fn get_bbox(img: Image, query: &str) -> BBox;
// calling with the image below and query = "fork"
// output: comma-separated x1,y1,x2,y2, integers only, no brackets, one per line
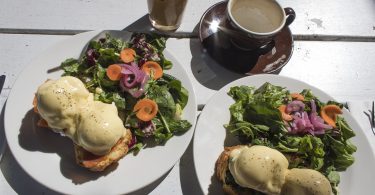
0,75,5,162
364,101,375,135
371,101,375,127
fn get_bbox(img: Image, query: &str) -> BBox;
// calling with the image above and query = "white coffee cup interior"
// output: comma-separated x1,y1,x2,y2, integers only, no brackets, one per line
227,0,286,35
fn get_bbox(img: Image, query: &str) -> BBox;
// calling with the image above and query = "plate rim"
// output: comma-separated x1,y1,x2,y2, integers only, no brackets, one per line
192,74,373,194
4,30,197,194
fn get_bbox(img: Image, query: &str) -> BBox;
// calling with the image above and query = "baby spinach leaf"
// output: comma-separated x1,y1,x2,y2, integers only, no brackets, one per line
147,85,176,119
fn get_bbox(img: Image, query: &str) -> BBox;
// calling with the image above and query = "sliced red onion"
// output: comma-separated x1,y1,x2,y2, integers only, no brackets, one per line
310,113,332,129
309,100,332,130
293,112,313,131
133,73,149,97
292,111,302,119
303,112,313,128
120,64,138,88
288,105,331,135
123,74,136,88
311,99,317,113
122,67,133,74
286,100,305,113
130,62,138,68
119,63,149,98
313,129,326,135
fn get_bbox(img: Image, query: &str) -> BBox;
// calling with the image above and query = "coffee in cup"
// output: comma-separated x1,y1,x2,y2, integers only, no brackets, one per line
226,0,295,50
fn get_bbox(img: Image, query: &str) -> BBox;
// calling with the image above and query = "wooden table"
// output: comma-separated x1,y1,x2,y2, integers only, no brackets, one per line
1,0,374,194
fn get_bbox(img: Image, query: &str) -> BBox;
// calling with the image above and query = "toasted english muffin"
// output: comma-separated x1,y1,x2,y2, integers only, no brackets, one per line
74,129,132,172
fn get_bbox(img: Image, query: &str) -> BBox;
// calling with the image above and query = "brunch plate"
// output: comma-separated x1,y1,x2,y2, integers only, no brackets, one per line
4,30,197,194
193,74,375,195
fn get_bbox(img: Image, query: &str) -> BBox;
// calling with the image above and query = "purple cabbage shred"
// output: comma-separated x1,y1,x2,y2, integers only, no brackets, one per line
138,121,156,137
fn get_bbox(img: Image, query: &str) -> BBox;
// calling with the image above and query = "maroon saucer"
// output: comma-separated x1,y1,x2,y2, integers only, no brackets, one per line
198,1,294,74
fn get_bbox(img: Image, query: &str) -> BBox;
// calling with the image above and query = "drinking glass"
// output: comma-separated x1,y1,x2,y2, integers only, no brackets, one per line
147,0,188,31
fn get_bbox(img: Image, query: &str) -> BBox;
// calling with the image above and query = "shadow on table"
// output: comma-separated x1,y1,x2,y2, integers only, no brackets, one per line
0,103,60,194
122,14,154,33
0,101,6,158
179,114,245,195
189,24,245,91
178,114,221,195
0,104,169,194
179,137,224,195
179,136,203,195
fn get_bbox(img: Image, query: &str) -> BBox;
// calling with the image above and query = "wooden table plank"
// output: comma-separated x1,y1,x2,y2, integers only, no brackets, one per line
281,0,375,37
1,33,375,107
167,38,375,104
0,34,69,109
0,0,374,37
280,41,375,101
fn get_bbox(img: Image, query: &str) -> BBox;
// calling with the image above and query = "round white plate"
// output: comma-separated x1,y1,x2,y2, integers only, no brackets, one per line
193,74,375,195
4,30,197,194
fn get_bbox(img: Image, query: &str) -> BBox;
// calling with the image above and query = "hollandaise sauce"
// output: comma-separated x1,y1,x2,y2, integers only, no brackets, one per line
36,76,127,156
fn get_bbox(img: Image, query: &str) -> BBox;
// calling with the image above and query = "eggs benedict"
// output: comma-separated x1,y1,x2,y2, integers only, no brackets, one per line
35,76,132,171
228,145,288,194
281,168,332,195
216,145,333,195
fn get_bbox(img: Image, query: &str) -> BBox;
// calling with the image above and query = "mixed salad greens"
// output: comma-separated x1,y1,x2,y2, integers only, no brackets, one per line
60,33,191,153
225,82,356,194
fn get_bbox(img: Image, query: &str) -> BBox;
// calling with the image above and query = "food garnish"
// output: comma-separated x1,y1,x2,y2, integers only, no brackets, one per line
141,61,163,80
320,104,343,128
106,64,123,81
120,48,136,63
133,98,158,122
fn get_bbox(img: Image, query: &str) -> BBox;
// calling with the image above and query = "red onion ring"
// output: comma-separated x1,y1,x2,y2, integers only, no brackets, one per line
118,63,150,98
120,64,139,88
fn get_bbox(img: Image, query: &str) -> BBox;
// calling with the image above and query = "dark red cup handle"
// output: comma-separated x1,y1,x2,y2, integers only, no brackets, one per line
284,7,296,26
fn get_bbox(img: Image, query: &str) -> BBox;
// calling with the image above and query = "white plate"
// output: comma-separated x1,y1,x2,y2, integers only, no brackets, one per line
4,30,197,194
193,74,375,195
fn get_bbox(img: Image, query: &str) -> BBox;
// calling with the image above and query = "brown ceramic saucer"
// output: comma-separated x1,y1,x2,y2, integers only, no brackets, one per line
198,1,294,74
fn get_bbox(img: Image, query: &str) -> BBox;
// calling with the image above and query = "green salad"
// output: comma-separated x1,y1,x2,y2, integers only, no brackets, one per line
225,82,356,194
60,33,191,153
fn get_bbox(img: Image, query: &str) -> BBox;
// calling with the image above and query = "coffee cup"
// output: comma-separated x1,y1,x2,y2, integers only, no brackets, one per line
226,0,295,51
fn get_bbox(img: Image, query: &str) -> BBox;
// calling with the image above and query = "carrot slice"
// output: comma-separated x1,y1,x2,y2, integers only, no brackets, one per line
106,64,122,81
120,48,136,63
141,61,163,80
33,94,39,113
291,93,304,101
278,105,293,121
133,99,158,121
320,104,343,128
